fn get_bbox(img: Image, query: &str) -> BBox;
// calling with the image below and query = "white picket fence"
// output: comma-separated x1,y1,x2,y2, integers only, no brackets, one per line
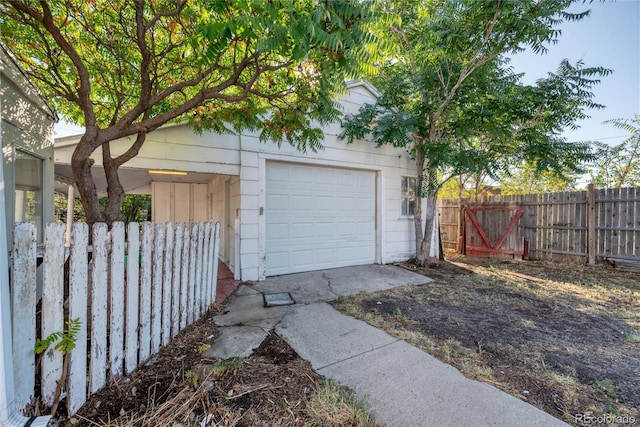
10,220,221,415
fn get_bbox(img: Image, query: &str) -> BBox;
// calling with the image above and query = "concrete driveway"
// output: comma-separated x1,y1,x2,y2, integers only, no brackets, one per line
207,264,567,427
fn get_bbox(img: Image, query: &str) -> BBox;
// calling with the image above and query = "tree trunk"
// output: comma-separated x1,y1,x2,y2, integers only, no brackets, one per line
102,142,125,225
413,151,426,265
414,153,438,266
71,133,104,225
419,194,437,264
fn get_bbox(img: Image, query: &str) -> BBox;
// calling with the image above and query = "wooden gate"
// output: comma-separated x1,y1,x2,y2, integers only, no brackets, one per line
464,205,524,257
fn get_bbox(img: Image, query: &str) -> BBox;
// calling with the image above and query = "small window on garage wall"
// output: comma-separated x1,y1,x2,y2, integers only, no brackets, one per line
401,176,417,216
15,149,43,242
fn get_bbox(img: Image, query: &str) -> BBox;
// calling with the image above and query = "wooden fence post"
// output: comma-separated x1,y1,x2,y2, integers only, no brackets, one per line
587,183,596,265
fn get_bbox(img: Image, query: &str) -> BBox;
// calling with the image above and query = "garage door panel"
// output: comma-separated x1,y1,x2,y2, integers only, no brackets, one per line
268,251,290,272
266,223,289,240
266,162,375,276
291,195,314,212
314,248,335,264
316,222,336,237
357,221,376,237
357,172,375,188
337,197,355,211
292,250,314,268
267,165,289,182
337,221,356,236
293,166,314,184
316,168,336,185
315,196,334,210
358,197,375,211
292,222,314,238
266,194,288,210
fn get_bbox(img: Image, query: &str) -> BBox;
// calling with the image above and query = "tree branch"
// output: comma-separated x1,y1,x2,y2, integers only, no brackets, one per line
10,1,96,126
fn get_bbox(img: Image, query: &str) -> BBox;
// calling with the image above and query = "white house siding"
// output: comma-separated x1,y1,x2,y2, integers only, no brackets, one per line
55,126,241,179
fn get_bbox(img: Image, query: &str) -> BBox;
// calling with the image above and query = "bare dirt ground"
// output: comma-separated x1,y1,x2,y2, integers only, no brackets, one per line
55,304,377,426
333,252,640,426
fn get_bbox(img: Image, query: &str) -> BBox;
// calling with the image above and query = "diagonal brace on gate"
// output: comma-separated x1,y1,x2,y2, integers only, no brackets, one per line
465,206,524,252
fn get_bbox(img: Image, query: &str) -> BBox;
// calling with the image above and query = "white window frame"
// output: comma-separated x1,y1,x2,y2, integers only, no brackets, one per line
14,149,44,242
401,176,417,216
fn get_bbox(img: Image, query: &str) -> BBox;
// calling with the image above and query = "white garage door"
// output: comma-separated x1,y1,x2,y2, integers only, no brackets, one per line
266,162,376,276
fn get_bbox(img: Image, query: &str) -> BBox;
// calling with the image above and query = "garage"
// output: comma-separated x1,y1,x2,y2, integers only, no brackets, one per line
266,161,376,276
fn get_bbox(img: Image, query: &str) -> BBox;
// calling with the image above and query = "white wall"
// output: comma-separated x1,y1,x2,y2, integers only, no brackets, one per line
55,125,241,177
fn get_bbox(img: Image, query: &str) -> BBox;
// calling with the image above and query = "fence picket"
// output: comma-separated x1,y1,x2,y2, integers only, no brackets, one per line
202,222,211,312
212,222,221,304
180,223,190,330
171,223,183,337
125,222,140,374
68,223,89,414
611,188,620,257
41,222,65,405
629,188,638,257
195,222,204,317
139,222,153,362
110,222,125,378
90,223,108,394
187,223,198,325
162,223,173,346
11,223,37,410
151,224,164,354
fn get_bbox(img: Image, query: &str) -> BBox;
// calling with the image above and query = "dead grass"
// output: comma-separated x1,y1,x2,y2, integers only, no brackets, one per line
305,379,380,427
333,253,640,426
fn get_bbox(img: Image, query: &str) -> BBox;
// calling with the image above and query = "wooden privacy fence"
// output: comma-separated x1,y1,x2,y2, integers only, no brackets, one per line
439,185,640,263
11,220,221,415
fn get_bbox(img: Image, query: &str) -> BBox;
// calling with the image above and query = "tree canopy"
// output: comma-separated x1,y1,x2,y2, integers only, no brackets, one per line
1,0,390,224
340,0,611,264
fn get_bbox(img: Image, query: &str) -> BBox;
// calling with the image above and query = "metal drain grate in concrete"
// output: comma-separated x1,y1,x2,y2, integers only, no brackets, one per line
263,292,295,307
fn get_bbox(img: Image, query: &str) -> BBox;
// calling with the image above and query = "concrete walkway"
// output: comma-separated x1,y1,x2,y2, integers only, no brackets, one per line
208,264,568,427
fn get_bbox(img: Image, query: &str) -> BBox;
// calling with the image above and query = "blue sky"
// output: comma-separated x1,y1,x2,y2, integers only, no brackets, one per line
56,1,640,143
509,0,640,146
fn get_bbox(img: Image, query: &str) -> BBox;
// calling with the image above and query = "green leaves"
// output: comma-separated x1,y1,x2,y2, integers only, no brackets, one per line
35,318,81,356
